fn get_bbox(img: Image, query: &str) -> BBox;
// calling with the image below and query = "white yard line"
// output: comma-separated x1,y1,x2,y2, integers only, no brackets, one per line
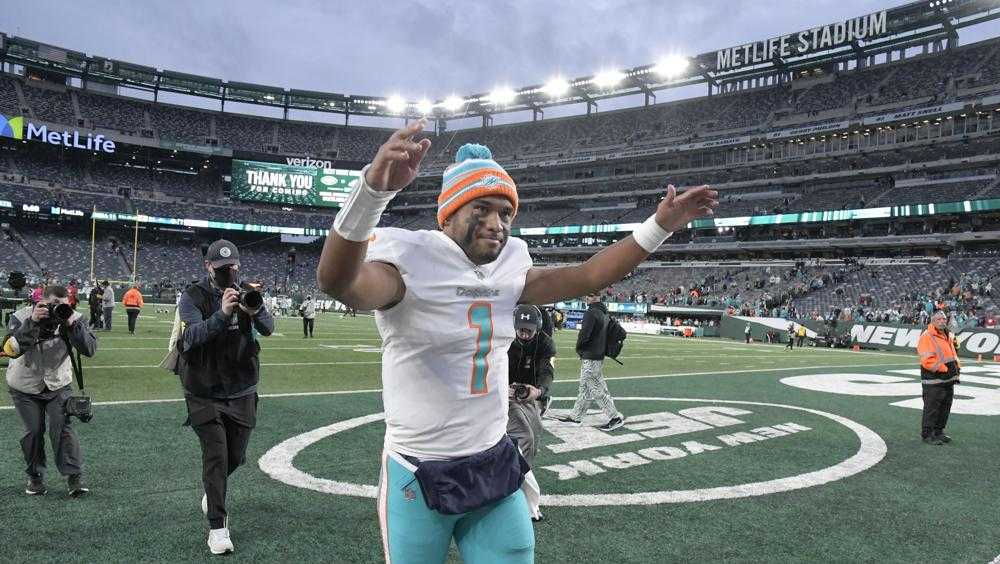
0,362,912,411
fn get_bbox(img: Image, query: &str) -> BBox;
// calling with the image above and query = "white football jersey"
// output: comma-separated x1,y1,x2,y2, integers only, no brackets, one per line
365,228,533,460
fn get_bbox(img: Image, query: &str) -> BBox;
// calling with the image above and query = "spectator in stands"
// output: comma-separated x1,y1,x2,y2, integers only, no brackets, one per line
123,284,144,335
101,281,115,331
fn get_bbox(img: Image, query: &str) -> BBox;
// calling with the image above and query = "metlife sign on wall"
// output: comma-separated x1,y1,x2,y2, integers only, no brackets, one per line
715,10,889,72
0,114,116,153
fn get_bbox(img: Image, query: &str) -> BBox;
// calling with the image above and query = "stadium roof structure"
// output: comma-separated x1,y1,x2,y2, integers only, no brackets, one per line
2,0,1000,123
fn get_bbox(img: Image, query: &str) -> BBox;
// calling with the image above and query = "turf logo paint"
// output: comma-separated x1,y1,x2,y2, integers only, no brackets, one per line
781,365,1000,415
258,397,886,506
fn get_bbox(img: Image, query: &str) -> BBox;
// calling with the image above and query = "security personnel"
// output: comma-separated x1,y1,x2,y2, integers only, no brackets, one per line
122,284,144,335
177,239,274,555
917,311,960,445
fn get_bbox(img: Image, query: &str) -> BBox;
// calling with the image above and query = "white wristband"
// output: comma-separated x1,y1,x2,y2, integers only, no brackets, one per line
632,215,673,253
333,164,399,242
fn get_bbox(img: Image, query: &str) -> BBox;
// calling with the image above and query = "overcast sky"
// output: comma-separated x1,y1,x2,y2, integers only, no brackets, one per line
6,1,1000,124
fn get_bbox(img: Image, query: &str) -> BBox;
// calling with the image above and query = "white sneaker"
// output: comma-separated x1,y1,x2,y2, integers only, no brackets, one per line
207,527,234,555
201,494,208,516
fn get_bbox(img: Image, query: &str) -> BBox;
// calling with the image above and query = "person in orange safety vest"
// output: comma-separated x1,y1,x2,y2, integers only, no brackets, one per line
917,311,960,445
122,285,144,336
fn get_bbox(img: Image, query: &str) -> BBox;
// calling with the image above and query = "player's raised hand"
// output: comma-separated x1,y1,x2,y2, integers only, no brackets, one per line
654,184,719,233
365,119,433,192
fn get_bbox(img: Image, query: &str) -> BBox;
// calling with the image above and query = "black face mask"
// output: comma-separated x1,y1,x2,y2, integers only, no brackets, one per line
212,266,238,289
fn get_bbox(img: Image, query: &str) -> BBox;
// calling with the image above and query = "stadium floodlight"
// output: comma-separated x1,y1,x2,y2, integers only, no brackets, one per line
654,55,689,78
543,77,571,98
416,99,433,115
488,87,517,105
441,96,465,112
385,95,406,113
593,69,625,89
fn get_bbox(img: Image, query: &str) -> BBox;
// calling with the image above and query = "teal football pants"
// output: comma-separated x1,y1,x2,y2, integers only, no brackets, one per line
377,452,535,564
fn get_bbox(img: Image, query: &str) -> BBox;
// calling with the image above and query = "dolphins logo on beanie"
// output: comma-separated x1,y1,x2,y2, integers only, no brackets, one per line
437,144,518,228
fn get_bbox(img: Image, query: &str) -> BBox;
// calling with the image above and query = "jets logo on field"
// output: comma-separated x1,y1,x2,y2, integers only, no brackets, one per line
781,365,1000,415
259,398,886,506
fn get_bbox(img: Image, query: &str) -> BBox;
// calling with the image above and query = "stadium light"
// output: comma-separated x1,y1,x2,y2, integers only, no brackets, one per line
416,99,433,115
593,69,625,89
385,95,406,113
488,87,517,105
441,96,465,112
543,77,571,98
654,55,689,78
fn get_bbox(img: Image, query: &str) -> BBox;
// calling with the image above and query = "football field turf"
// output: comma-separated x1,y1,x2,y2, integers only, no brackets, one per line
2,309,998,563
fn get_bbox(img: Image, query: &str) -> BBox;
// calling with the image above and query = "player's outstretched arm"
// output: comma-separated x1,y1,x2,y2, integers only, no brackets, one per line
519,185,718,305
316,120,431,310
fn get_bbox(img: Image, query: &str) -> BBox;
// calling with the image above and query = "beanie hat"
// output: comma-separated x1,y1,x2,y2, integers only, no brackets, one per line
437,143,518,228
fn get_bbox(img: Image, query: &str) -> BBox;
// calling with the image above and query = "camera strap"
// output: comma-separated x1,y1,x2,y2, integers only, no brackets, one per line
60,332,85,393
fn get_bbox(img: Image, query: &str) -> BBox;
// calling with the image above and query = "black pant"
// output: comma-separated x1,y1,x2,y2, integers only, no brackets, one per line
185,394,257,529
89,309,101,329
921,382,955,438
303,317,314,337
745,333,750,343
786,336,794,349
8,386,83,478
796,336,805,347
126,309,139,333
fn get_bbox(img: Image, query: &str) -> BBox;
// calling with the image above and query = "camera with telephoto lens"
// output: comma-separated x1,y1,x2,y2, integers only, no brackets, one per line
511,383,531,401
237,287,263,310
38,302,74,337
64,395,92,423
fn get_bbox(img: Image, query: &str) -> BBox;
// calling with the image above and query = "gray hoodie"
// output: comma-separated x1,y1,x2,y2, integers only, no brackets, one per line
5,307,98,394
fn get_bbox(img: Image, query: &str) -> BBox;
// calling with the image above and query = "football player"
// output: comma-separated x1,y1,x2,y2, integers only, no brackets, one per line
317,119,717,564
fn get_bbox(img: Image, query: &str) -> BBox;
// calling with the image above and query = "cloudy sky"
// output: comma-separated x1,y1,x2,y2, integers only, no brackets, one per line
6,0,1000,123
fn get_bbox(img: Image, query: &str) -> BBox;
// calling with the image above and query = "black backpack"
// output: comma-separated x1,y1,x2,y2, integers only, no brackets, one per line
604,316,628,365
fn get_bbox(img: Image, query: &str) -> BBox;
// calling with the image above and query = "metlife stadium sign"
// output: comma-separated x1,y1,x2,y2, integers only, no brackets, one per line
0,114,116,153
715,10,889,72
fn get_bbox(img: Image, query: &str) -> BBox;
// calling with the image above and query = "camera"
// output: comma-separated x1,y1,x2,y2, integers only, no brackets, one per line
239,288,263,310
43,302,74,323
511,383,531,401
64,395,93,423
38,302,74,338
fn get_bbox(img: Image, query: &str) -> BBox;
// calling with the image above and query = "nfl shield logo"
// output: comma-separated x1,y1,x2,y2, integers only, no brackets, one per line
404,487,416,501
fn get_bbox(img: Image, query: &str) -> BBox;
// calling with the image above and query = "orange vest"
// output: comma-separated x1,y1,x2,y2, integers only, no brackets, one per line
123,288,144,309
916,323,960,383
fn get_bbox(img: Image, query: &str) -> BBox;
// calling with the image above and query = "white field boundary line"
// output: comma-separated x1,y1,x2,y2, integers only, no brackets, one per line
625,334,998,363
0,362,912,411
0,353,882,371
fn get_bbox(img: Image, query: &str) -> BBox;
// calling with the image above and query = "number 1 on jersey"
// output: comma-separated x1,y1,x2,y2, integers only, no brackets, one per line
467,302,493,395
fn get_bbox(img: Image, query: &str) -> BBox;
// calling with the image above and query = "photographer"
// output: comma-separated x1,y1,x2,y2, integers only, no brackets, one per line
507,305,556,468
2,285,96,497
177,239,273,555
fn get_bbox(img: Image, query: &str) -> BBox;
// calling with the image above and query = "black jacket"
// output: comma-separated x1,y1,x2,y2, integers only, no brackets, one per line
507,331,556,395
576,302,609,360
88,288,103,314
176,278,274,399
